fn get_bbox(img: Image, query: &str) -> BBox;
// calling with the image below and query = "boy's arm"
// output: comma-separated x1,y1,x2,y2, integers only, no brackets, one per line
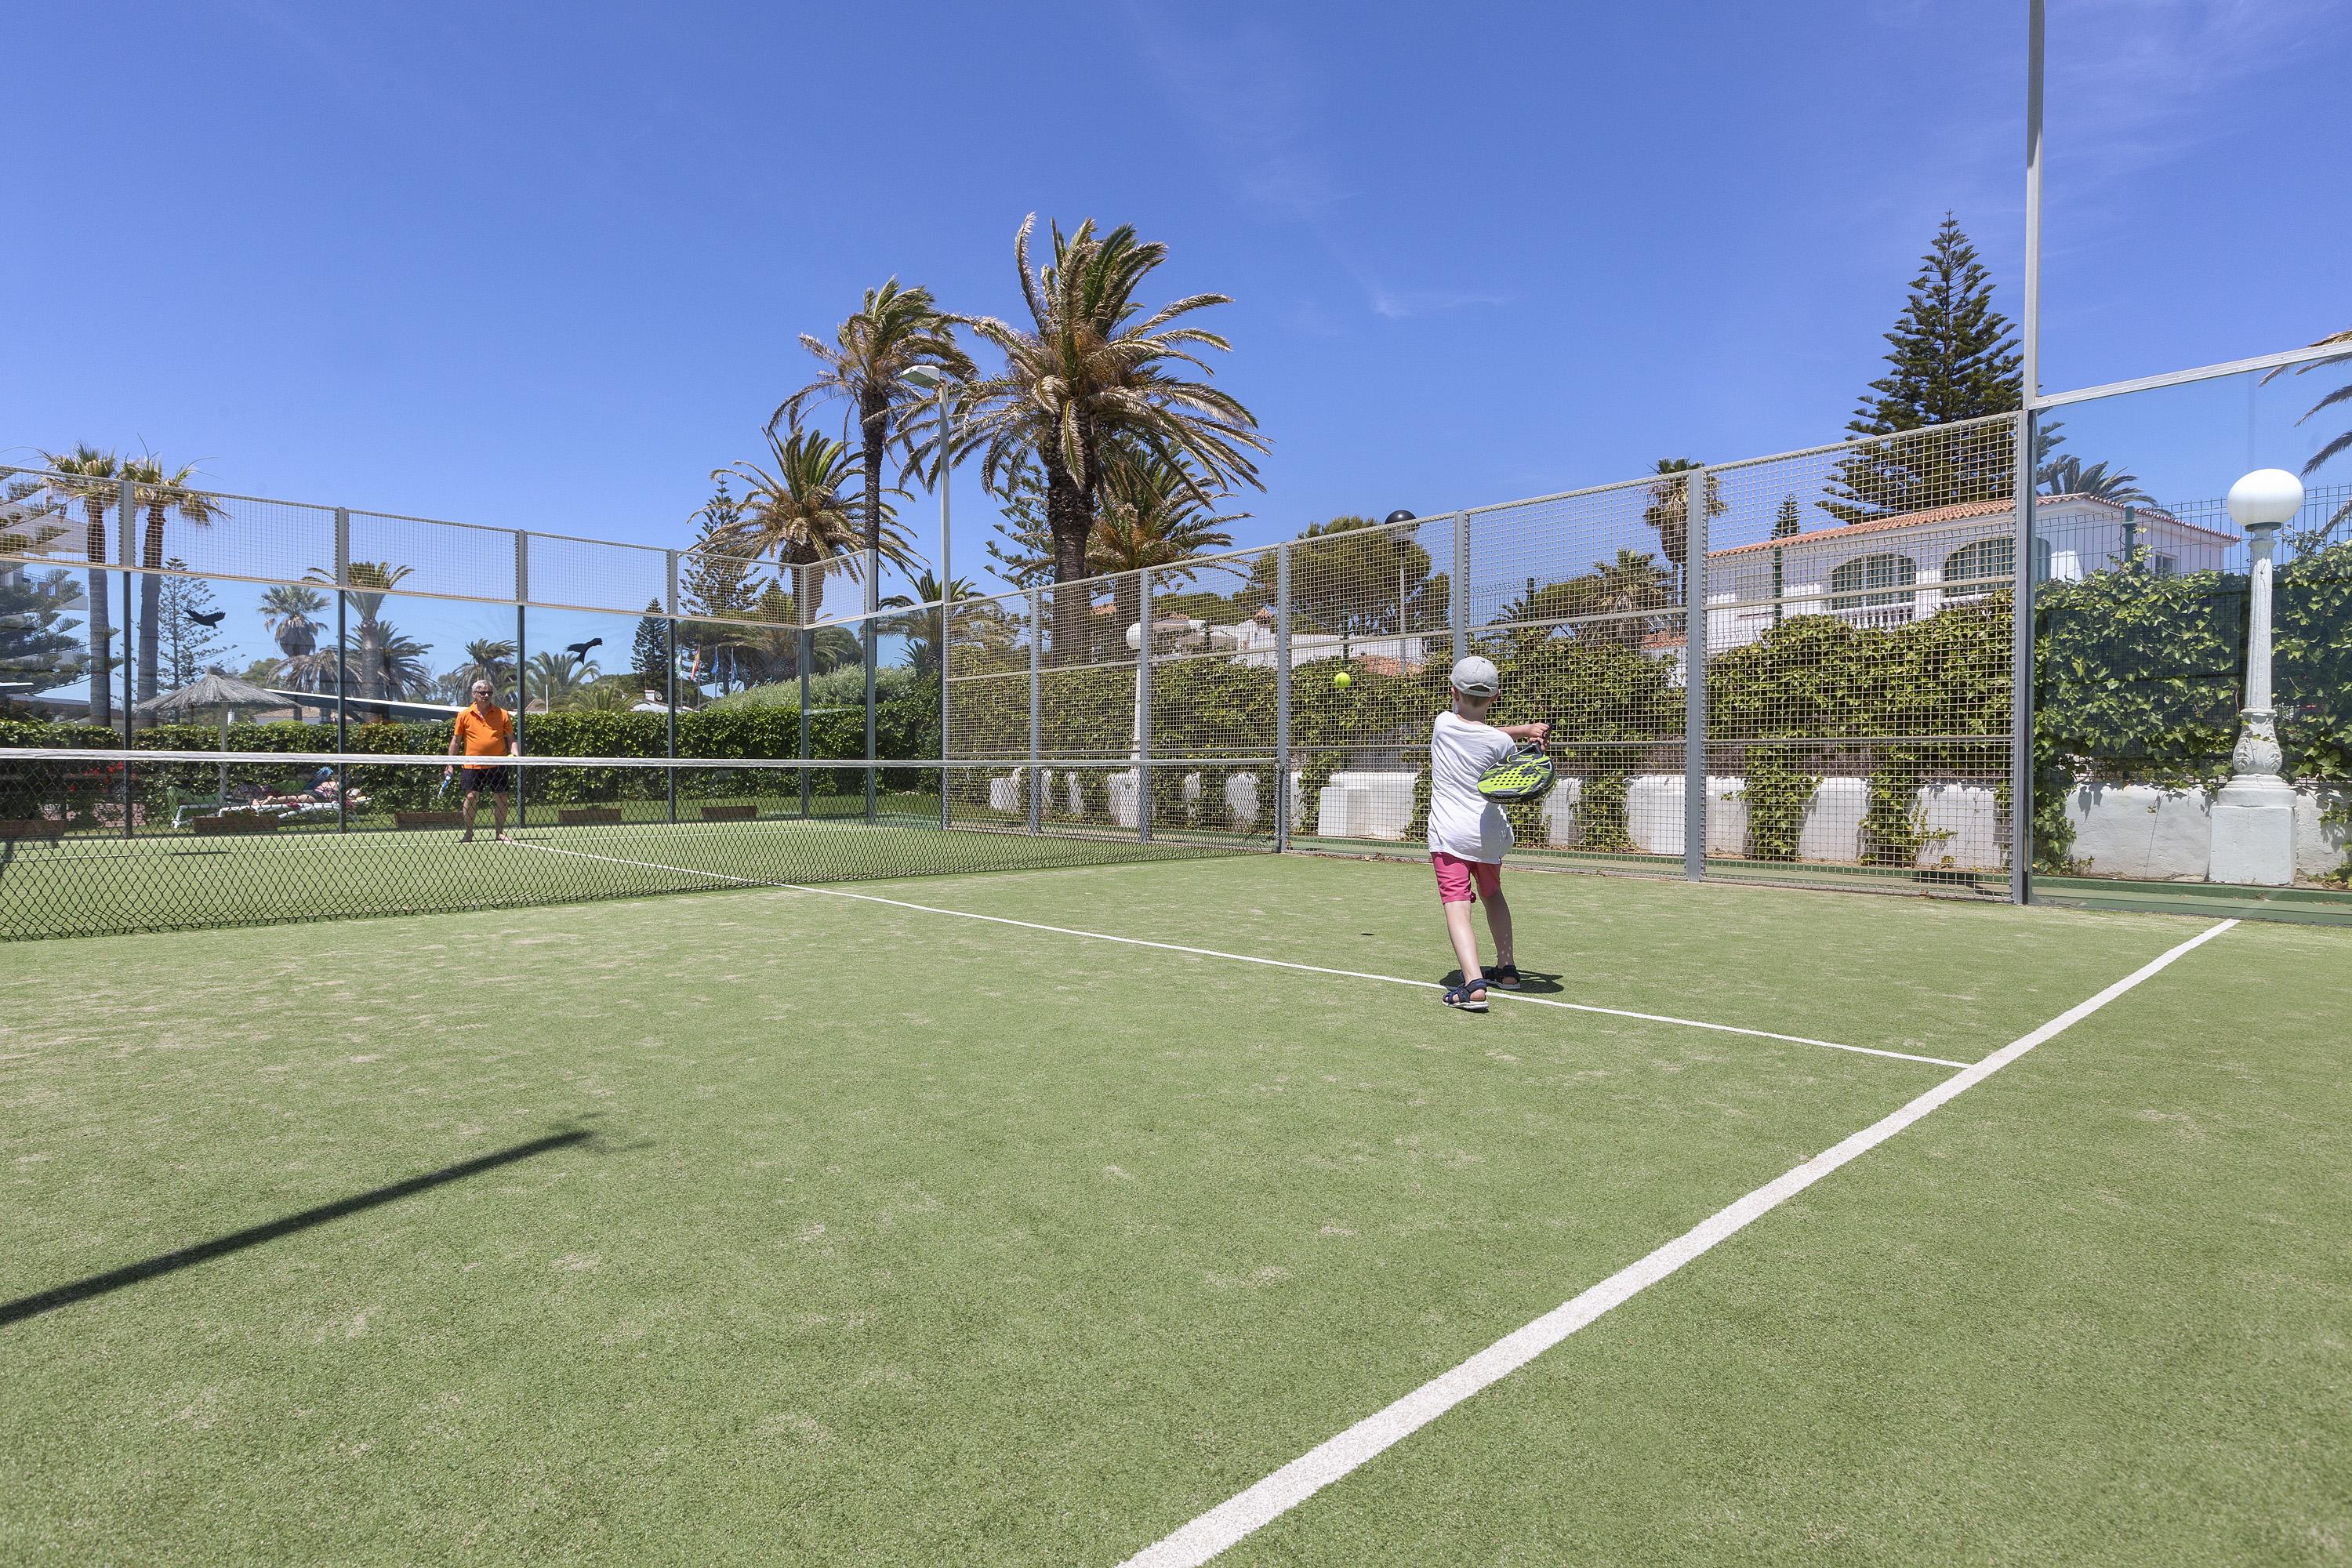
1497,720,1551,743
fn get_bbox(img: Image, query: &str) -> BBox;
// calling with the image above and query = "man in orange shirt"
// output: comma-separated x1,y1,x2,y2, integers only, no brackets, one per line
445,679,520,842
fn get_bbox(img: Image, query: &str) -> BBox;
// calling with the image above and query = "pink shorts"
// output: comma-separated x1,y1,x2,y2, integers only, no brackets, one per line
1432,851,1502,906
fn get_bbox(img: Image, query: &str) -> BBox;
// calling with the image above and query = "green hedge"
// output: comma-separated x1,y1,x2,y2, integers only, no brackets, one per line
12,546,2344,866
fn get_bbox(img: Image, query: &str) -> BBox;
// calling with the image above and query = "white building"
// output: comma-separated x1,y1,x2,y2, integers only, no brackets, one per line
1704,492,2235,651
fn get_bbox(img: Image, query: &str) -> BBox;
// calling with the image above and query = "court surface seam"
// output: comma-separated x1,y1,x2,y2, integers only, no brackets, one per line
508,840,1962,1068
1112,916,2239,1568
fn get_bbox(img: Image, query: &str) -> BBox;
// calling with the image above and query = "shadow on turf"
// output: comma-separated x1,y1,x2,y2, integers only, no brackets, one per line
0,1127,597,1328
1442,967,1566,996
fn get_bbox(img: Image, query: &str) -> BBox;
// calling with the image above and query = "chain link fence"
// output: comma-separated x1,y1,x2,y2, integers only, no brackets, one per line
7,342,2347,929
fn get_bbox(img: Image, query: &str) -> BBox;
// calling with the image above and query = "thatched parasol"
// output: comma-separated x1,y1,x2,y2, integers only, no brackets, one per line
138,671,289,797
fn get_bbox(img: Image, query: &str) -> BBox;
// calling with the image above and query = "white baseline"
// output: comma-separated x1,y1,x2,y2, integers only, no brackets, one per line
1115,917,2238,1568
510,840,1960,1069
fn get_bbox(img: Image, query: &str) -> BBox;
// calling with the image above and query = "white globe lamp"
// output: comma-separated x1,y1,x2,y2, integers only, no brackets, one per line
2208,468,2303,886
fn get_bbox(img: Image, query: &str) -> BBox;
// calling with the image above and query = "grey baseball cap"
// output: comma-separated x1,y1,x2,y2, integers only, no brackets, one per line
1449,655,1500,696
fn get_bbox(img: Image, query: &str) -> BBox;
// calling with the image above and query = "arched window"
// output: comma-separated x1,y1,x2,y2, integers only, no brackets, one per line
1828,553,1917,609
1940,538,2015,597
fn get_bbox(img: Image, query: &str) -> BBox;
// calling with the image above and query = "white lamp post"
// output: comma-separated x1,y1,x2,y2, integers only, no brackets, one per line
2207,467,2304,886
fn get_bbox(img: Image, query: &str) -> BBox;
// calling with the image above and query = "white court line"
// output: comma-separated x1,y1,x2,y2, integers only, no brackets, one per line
1115,916,2240,1568
510,839,1960,1069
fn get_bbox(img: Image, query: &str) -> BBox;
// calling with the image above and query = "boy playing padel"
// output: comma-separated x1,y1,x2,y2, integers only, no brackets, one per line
1428,655,1548,1011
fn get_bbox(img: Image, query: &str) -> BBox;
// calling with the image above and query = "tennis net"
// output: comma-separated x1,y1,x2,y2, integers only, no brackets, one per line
0,750,1276,941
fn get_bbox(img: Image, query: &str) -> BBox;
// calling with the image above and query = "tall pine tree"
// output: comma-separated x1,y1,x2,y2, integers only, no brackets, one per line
1824,214,2022,524
630,598,670,692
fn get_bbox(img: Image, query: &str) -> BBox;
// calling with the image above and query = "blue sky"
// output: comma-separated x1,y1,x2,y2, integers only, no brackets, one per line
7,0,2346,632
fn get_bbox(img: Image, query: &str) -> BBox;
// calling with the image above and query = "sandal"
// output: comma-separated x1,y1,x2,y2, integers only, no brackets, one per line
1442,978,1490,1012
1488,962,1522,990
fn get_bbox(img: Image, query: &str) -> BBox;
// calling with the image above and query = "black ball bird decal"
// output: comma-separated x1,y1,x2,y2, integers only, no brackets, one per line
564,637,603,659
187,610,227,628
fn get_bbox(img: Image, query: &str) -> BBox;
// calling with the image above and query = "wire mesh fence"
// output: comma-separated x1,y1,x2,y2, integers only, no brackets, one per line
0,750,1266,940
7,343,2348,935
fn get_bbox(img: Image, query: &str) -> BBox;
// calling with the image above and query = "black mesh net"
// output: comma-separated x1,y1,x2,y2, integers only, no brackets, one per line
0,750,1269,941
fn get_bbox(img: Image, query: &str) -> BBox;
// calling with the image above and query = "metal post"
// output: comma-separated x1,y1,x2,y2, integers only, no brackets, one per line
513,532,528,829
1451,510,1469,662
118,478,133,837
1682,467,1708,880
664,616,677,823
1136,571,1152,845
334,508,350,830
938,383,953,833
863,548,878,824
1027,586,1043,835
2010,0,2045,907
798,604,812,820
1274,543,1292,851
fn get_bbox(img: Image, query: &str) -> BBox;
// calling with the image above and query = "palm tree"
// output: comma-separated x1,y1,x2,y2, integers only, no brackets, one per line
1087,447,1244,636
771,279,971,615
2261,325,2352,539
526,649,597,710
956,216,1268,654
1089,448,1243,579
703,428,909,622
42,445,118,724
2038,455,2153,504
880,571,980,681
452,637,517,698
303,560,411,703
260,585,329,661
356,622,431,705
122,456,224,702
1640,459,1726,601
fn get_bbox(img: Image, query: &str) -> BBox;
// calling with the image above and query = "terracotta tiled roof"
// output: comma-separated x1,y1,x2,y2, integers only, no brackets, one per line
1709,492,2234,558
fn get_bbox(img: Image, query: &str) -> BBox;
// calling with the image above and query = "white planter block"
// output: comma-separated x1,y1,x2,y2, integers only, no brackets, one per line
1225,772,1260,830
1626,775,1683,856
1912,782,2004,871
1705,776,1748,855
2065,784,2212,881
988,773,1022,814
1540,776,1583,847
1316,784,1373,839
1327,770,1419,840
1108,768,1139,829
2296,787,2350,879
1798,777,1867,863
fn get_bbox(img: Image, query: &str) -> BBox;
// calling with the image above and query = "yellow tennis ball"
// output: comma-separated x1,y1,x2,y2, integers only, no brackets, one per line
1332,670,1352,689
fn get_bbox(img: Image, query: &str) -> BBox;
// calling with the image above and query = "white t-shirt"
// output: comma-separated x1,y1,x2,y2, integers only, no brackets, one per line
1427,710,1517,862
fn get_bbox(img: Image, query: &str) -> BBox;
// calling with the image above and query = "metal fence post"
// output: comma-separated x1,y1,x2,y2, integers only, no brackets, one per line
1451,510,1469,662
117,479,132,837
1027,586,1043,835
938,595,952,833
798,617,813,820
2009,409,2037,903
1682,468,1708,881
664,616,677,823
1274,543,1292,852
1136,571,1152,845
334,507,350,830
514,532,528,829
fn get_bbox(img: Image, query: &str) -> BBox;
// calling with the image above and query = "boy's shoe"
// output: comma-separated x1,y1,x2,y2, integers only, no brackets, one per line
1488,962,1523,990
1442,978,1490,1012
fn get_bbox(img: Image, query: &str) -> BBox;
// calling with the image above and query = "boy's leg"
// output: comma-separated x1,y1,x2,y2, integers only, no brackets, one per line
1432,854,1487,995
1443,898,1485,985
1480,877,1514,971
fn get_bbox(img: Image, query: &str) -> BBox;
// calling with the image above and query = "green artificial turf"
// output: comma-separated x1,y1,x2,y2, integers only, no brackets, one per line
0,855,2343,1565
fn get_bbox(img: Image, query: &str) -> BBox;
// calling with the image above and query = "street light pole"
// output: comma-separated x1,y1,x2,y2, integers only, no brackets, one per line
2208,468,2304,886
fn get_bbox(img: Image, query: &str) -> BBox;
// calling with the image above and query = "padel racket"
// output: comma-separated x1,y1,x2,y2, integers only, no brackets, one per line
1475,740,1556,803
